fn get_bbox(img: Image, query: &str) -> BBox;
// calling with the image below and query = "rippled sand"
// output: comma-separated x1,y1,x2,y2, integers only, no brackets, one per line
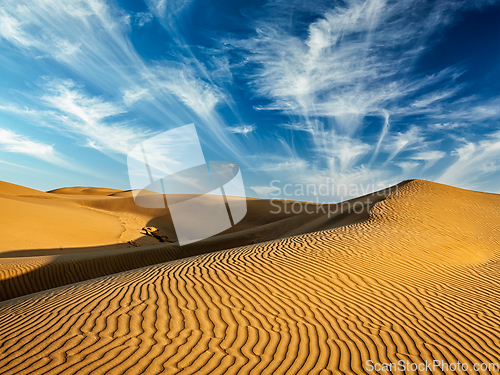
1,180,499,374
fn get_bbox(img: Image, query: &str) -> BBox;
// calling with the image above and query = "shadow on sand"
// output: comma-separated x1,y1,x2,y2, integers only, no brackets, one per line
0,182,409,302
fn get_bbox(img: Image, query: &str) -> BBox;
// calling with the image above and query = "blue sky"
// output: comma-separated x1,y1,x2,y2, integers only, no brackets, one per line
0,0,499,202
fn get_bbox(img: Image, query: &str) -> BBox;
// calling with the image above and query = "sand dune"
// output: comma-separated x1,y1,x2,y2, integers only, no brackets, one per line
0,182,125,252
48,186,123,196
0,180,499,374
1,181,393,256
0,181,47,196
0,181,399,300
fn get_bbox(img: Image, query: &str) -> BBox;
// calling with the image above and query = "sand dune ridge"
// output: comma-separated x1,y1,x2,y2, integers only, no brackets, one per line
0,180,499,374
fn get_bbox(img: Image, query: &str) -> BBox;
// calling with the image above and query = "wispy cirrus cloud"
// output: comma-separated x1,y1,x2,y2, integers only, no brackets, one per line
410,150,447,170
254,158,309,173
223,0,500,195
230,0,471,133
0,79,153,157
122,87,153,106
249,185,280,198
438,132,500,189
0,9,33,48
145,0,193,22
319,132,372,174
382,126,426,165
0,0,498,197
149,66,221,123
134,12,153,27
40,79,153,156
395,161,421,175
0,127,66,166
431,96,500,123
228,124,256,134
0,0,248,165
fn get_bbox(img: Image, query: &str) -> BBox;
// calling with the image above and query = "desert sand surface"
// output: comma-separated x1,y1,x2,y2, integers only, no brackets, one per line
0,180,500,374
0,182,126,252
0,180,396,300
0,181,391,256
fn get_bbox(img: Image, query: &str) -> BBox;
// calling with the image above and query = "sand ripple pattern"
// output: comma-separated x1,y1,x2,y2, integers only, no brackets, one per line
1,181,500,374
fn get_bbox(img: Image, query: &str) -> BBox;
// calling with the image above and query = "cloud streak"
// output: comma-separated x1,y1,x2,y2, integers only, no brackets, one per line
438,132,500,189
232,0,470,134
0,127,66,165
0,0,498,197
228,124,256,134
226,0,500,194
0,0,245,161
40,79,151,156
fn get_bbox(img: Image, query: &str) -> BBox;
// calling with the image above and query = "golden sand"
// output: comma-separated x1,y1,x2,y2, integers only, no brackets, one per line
0,180,499,374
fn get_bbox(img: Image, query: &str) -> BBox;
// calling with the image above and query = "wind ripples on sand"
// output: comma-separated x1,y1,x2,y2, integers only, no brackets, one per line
0,180,500,374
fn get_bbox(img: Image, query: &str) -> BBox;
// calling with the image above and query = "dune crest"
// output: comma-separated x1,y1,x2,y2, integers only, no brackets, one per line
0,182,401,300
0,180,499,374
48,187,123,196
0,181,46,196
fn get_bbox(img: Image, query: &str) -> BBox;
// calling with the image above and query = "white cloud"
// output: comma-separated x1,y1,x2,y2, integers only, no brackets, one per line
146,0,168,19
395,161,420,175
122,87,153,106
370,110,391,164
0,0,250,170
228,124,256,134
41,79,152,155
432,96,500,123
438,132,500,190
280,119,321,132
383,126,425,164
135,12,153,27
224,0,500,194
145,0,193,22
429,122,462,130
410,86,463,109
232,0,471,136
43,80,125,121
153,68,220,122
0,9,33,47
0,2,92,63
410,150,446,169
0,128,53,157
249,185,280,198
0,127,67,166
0,0,231,129
252,158,309,172
321,132,372,174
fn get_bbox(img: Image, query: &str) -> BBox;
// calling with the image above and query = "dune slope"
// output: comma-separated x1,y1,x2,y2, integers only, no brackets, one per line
0,183,126,251
0,183,400,300
0,180,499,374
1,181,396,255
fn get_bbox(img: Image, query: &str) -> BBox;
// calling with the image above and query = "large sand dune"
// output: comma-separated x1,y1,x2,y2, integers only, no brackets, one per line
0,181,393,256
0,180,398,300
0,180,500,374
